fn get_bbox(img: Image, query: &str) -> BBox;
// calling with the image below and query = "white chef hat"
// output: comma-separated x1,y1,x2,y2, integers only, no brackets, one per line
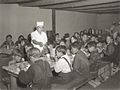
36,21,44,27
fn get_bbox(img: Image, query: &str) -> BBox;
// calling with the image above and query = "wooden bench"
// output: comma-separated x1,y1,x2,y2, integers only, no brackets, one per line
74,61,112,90
74,72,98,90
51,72,98,90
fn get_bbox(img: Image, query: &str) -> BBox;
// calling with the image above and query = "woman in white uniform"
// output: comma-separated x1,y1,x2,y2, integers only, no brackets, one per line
31,21,48,52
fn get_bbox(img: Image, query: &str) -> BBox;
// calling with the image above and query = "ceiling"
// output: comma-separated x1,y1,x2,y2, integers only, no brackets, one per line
0,0,120,14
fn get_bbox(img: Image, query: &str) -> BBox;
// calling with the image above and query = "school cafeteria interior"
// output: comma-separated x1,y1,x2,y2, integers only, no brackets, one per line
0,0,120,90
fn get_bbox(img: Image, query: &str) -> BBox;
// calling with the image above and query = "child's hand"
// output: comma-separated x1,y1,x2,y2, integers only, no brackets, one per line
9,60,16,65
19,63,25,71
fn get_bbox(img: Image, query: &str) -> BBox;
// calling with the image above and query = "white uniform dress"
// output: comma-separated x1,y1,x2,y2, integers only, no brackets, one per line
31,30,48,51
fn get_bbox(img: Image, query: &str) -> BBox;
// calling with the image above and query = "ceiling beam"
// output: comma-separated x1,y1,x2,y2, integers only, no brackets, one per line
75,10,120,14
19,0,81,7
63,5,120,11
61,2,120,10
36,0,120,9
81,11,120,14
56,9,120,14
72,8,120,13
0,0,38,3
78,8,120,12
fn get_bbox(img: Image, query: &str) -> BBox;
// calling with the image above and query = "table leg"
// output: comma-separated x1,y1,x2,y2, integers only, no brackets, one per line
10,76,18,89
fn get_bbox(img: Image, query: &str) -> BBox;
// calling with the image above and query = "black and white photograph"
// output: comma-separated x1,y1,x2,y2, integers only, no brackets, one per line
0,0,120,90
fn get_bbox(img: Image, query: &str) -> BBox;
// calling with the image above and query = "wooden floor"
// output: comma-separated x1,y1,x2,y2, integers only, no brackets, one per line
79,71,120,90
0,71,120,90
0,82,7,90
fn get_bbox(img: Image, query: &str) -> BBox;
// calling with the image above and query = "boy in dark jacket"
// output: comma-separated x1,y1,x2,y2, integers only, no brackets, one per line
18,47,53,90
66,41,90,88
87,41,101,73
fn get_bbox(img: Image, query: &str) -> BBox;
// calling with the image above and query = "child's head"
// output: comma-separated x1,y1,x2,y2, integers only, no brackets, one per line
70,41,81,54
18,35,24,41
87,41,96,52
88,28,92,35
81,33,88,43
80,31,84,37
70,36,78,43
64,33,70,41
6,34,12,42
25,42,33,52
60,39,66,46
74,32,80,38
55,33,60,38
48,39,56,48
12,49,23,62
20,39,26,46
91,35,97,42
27,47,41,62
55,45,67,58
106,35,113,44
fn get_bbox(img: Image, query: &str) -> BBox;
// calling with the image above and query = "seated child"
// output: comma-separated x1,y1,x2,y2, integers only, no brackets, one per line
102,35,115,63
18,47,53,90
87,41,101,73
47,40,56,58
62,41,90,89
24,42,33,61
15,35,25,48
25,42,33,54
71,41,90,79
52,45,73,84
9,49,23,65
0,34,14,49
0,34,15,54
59,39,66,46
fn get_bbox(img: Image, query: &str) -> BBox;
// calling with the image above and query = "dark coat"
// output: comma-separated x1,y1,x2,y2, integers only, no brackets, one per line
51,50,90,89
113,42,120,65
89,51,101,72
18,60,53,90
103,43,115,62
73,50,90,79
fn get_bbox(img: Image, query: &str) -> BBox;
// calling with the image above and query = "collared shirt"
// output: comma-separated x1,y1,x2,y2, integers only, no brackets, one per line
31,30,48,51
54,54,72,73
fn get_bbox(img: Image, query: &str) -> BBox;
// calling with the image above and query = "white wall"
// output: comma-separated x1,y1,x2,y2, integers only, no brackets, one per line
56,11,120,37
97,14,119,30
56,10,97,37
0,4,52,43
0,4,119,44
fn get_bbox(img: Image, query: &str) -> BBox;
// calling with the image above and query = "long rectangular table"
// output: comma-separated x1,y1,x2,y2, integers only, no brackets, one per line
2,60,55,89
2,62,30,89
3,59,115,90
